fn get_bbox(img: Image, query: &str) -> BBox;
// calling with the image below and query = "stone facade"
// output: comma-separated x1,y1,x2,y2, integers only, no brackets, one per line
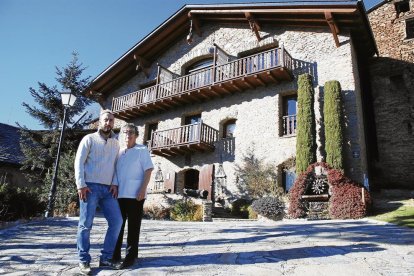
368,0,414,188
103,22,368,203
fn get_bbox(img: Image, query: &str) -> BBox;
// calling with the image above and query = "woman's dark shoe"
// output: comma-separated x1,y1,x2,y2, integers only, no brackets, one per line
120,258,135,269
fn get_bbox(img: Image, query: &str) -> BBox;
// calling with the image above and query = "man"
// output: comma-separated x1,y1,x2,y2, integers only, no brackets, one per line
112,123,153,268
74,110,123,275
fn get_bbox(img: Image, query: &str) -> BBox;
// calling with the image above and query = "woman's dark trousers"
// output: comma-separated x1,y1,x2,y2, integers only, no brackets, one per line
113,198,145,262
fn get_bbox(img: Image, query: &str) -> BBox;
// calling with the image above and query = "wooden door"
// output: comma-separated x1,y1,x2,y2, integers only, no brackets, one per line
198,164,215,201
164,171,176,194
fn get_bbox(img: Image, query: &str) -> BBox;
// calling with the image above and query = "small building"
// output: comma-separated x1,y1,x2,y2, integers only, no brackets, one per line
87,1,377,204
0,123,27,187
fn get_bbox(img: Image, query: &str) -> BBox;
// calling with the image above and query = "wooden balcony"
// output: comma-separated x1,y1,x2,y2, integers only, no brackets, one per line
112,46,294,119
148,121,219,157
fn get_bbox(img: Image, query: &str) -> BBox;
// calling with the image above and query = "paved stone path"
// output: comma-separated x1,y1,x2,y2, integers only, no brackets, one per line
1,216,414,275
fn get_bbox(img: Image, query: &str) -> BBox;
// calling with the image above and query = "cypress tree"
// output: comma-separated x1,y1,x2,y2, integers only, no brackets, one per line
324,80,344,170
295,74,316,174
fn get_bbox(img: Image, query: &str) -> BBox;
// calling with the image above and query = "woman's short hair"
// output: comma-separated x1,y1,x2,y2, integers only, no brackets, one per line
121,123,139,136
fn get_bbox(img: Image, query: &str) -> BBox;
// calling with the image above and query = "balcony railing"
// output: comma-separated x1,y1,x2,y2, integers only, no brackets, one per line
149,121,219,157
282,114,297,136
112,46,294,119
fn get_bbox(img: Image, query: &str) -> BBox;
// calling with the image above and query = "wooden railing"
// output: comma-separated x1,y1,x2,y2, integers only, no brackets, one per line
112,46,293,112
149,121,219,150
282,114,297,136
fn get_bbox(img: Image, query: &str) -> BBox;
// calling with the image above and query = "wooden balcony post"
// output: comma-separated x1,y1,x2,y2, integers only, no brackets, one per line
280,44,285,68
155,64,161,99
111,97,115,111
212,45,217,83
198,120,203,143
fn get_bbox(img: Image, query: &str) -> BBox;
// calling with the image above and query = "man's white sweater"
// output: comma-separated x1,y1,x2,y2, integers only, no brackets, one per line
74,130,119,189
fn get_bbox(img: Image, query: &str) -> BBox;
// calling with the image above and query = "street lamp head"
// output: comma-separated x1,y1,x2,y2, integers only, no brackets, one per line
61,91,77,107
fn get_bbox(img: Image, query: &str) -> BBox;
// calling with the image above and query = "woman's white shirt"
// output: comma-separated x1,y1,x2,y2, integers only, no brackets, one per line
113,144,154,199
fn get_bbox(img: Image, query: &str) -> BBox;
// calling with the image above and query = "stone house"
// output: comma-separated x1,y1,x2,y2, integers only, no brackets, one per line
368,0,414,189
87,1,377,205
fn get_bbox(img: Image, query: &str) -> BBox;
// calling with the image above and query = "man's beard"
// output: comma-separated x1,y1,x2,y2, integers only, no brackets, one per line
100,126,112,135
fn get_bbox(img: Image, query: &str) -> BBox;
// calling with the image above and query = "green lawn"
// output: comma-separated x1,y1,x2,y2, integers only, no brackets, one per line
370,201,414,228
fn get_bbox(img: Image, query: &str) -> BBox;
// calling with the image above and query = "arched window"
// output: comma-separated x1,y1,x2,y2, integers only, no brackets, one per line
223,119,236,138
185,58,214,75
185,58,214,89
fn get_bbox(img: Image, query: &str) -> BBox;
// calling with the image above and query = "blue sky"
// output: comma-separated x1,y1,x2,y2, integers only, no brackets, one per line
0,0,381,129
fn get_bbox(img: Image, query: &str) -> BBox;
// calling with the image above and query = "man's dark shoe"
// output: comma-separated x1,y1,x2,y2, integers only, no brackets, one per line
120,258,135,269
99,259,121,269
78,262,91,275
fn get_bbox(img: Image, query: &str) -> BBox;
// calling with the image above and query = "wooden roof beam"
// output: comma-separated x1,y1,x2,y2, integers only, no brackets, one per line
134,54,150,78
324,11,340,47
245,12,262,41
188,12,202,37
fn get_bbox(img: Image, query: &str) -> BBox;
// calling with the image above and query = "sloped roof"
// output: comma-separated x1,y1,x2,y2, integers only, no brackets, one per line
87,0,377,98
0,123,24,165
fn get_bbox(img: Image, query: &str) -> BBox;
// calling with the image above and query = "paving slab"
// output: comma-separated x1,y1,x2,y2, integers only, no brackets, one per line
0,216,413,275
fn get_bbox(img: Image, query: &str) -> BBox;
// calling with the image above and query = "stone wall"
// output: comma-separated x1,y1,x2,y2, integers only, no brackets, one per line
368,0,414,188
104,22,367,201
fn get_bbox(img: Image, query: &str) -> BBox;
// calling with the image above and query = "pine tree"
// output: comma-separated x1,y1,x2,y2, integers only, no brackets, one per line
19,52,93,211
324,80,344,170
295,74,316,174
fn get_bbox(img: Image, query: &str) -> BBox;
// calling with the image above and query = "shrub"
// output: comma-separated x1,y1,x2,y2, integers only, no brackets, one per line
247,205,258,219
193,204,203,221
230,198,252,218
251,197,285,220
143,205,171,220
235,148,283,198
0,182,44,221
296,74,316,174
287,170,310,218
287,162,371,219
324,80,344,170
328,170,371,219
170,199,202,221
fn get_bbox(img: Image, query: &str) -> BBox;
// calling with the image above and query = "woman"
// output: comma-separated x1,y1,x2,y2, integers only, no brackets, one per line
112,123,153,268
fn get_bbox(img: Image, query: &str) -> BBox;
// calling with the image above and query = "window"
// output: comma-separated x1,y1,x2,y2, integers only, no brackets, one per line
223,119,236,138
406,18,414,39
185,58,214,89
282,95,297,136
184,114,201,125
184,114,202,142
186,59,214,74
395,0,410,14
140,80,157,103
145,122,158,145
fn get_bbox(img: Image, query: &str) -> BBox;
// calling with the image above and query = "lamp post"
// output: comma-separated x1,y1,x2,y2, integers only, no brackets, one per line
45,91,77,217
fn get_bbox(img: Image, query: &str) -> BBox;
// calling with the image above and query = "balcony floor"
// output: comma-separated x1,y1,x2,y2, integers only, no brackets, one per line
151,141,215,157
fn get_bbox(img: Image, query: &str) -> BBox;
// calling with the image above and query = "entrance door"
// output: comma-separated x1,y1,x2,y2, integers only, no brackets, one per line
184,169,199,190
198,164,214,201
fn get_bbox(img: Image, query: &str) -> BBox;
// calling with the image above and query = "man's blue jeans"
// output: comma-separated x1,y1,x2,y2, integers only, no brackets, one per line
77,182,122,263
